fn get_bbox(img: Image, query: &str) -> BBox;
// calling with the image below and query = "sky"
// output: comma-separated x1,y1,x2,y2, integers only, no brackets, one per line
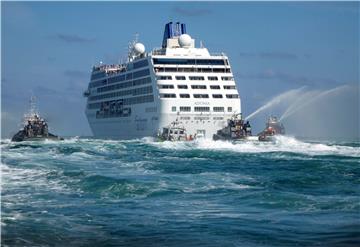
1,1,359,139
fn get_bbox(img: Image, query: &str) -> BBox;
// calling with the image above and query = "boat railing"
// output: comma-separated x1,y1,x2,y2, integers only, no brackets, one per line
152,48,166,56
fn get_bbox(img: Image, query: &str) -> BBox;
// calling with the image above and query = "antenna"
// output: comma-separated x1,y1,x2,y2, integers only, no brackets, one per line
29,94,37,115
134,32,139,43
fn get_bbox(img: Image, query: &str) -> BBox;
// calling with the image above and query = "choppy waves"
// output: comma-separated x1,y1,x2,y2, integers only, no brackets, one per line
1,137,360,246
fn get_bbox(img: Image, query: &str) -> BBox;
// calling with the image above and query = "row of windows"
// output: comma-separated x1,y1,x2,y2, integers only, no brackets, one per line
91,71,106,81
89,79,107,88
157,75,233,81
153,58,228,66
158,84,236,90
98,77,152,93
177,106,225,112
90,86,153,101
88,95,154,109
90,69,150,88
160,94,239,99
180,116,225,120
175,106,232,112
155,67,231,73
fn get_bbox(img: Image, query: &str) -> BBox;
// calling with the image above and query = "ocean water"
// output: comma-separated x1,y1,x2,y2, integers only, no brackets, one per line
1,136,359,247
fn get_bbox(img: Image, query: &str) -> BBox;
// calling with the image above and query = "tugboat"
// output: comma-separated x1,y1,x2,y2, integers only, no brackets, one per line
157,119,193,142
258,116,285,142
213,114,252,141
11,96,63,142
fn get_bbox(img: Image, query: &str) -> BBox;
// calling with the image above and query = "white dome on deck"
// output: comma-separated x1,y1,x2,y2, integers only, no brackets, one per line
134,43,145,54
178,34,192,48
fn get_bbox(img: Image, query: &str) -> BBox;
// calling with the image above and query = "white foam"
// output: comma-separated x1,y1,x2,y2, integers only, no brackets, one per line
147,136,360,157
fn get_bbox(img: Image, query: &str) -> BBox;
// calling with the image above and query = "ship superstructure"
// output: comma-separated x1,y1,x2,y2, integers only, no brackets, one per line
84,22,241,139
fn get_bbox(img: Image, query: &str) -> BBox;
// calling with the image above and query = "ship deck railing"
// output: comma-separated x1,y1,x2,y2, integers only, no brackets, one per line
151,48,227,57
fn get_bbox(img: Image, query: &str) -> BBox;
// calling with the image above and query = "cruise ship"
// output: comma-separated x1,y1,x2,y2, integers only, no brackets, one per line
84,22,241,139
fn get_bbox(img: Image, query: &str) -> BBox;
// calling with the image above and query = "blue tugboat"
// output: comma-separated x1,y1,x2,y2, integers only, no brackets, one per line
11,96,63,142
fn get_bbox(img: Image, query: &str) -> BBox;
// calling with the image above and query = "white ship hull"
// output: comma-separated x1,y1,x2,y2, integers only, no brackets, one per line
84,22,241,140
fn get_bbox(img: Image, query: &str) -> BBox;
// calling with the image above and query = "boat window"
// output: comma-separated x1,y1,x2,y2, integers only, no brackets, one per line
210,85,220,89
89,79,107,88
193,94,209,98
91,71,106,81
189,76,205,81
159,84,174,89
194,107,210,112
178,85,188,89
126,73,133,80
228,107,232,112
226,94,239,99
208,76,218,81
221,76,234,81
175,76,186,80
108,75,125,84
180,94,190,98
172,106,176,112
180,106,191,112
160,94,176,98
164,67,177,72
213,68,226,73
224,85,236,89
212,94,223,98
133,59,149,69
133,69,150,79
157,75,172,80
191,85,207,89
213,107,224,112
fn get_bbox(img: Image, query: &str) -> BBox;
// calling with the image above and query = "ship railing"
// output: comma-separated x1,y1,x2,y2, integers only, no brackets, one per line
151,48,166,56
210,52,227,57
93,64,126,72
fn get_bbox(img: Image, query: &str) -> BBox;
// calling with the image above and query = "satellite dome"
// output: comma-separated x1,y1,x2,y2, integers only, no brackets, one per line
178,34,192,48
134,43,145,54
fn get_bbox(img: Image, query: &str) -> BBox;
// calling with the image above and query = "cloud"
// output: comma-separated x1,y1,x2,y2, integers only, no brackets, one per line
52,34,95,43
34,86,60,97
259,52,298,60
64,70,88,79
172,7,212,17
236,69,339,86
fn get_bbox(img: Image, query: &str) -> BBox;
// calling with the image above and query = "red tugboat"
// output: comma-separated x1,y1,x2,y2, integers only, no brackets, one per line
258,116,285,142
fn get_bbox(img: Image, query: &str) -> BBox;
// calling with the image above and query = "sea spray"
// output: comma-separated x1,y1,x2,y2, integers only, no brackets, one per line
280,85,350,121
245,87,306,120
